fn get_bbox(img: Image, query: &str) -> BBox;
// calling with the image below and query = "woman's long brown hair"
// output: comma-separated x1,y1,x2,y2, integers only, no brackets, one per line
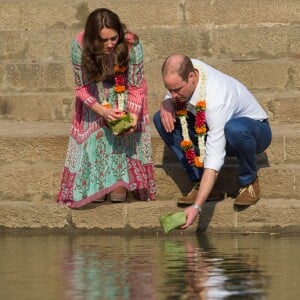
82,8,129,81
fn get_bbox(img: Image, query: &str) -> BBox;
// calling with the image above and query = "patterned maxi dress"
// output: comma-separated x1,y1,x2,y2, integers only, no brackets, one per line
57,31,156,208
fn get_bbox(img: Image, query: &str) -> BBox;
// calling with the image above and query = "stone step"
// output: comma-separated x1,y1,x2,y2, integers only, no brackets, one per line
1,0,298,31
0,160,299,202
1,59,298,94
152,123,300,166
1,91,299,124
0,59,299,123
0,120,299,165
1,24,298,62
1,0,299,207
0,92,74,122
0,198,299,233
0,120,299,201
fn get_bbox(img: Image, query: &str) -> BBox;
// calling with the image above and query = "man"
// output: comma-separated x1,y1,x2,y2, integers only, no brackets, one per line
153,54,272,229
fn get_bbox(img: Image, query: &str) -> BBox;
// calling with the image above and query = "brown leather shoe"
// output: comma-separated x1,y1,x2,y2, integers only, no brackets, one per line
177,183,224,205
177,183,199,205
234,177,260,206
109,186,127,202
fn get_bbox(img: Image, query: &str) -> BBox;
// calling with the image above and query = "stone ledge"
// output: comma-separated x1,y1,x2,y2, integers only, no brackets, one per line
0,199,299,234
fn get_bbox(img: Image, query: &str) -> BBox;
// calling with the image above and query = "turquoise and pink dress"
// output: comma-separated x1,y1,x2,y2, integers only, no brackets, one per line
57,31,156,208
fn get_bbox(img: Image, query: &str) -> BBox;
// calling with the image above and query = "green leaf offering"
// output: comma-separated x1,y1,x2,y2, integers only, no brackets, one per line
108,112,133,135
159,212,186,233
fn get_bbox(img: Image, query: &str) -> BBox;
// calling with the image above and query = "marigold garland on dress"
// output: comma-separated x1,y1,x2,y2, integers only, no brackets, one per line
113,65,127,111
101,64,127,110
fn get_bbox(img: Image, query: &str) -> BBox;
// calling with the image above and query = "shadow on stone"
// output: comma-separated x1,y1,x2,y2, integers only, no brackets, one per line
233,204,250,212
160,144,272,201
196,200,220,232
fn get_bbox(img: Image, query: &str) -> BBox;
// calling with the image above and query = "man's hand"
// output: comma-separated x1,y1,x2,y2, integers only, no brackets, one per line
160,98,176,132
180,205,199,229
180,169,219,229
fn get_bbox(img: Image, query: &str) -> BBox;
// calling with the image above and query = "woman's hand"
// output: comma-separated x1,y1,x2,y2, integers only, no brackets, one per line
130,113,138,128
123,112,138,135
91,102,124,121
101,107,125,122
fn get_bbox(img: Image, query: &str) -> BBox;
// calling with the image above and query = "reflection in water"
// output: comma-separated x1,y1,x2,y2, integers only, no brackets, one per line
158,236,268,299
0,233,299,300
63,236,157,300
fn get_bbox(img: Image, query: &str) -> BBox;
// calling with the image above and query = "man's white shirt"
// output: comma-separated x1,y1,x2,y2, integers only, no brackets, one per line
165,59,267,171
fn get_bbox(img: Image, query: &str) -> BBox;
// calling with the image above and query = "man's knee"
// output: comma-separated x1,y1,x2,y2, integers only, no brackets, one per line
224,119,237,136
153,111,162,130
224,121,239,146
224,119,251,150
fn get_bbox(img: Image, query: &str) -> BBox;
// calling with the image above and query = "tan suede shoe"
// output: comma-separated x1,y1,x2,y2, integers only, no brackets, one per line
177,183,224,205
234,177,260,206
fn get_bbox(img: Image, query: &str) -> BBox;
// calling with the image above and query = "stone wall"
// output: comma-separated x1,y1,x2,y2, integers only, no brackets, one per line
0,0,299,202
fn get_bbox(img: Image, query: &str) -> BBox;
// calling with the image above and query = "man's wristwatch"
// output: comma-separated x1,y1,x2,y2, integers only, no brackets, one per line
191,204,202,214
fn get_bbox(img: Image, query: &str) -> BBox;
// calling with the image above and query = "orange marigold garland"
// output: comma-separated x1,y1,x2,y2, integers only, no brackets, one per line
113,65,127,111
175,64,207,168
102,64,127,110
175,100,207,168
194,100,207,167
101,102,111,109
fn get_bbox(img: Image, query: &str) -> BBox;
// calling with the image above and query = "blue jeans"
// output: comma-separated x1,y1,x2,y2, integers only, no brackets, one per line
153,112,272,186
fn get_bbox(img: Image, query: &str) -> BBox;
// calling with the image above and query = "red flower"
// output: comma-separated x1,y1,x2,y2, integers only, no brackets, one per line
176,97,207,168
195,111,205,126
115,74,125,86
185,148,196,165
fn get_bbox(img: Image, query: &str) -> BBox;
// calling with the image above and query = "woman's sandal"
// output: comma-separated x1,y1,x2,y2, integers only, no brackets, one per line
109,186,127,202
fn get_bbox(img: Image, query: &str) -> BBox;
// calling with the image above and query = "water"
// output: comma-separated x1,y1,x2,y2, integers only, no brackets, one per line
0,233,299,300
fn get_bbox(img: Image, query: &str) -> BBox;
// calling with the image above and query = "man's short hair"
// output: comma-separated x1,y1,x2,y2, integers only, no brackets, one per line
162,55,195,82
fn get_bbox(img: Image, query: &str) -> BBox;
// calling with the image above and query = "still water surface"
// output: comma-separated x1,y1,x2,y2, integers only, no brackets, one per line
0,233,299,300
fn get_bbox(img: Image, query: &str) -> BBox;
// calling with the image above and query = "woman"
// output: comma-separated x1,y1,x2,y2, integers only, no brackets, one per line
57,8,156,208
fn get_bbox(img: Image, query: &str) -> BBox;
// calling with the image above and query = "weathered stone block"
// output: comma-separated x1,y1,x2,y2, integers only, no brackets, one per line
140,28,209,60
186,0,299,26
1,63,73,92
0,163,61,201
0,93,74,121
212,60,291,91
209,26,298,59
71,204,126,229
0,201,69,229
199,199,237,231
236,199,300,230
0,30,77,61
